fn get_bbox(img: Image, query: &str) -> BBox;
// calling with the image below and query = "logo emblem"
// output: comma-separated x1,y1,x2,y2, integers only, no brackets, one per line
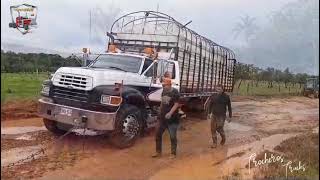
9,4,38,35
67,85,74,89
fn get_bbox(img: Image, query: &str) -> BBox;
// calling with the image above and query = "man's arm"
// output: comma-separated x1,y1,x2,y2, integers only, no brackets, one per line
227,95,232,118
207,96,214,115
165,89,181,119
167,102,180,116
204,96,210,114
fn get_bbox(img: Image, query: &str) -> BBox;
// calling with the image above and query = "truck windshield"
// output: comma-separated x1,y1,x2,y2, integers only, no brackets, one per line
90,54,142,73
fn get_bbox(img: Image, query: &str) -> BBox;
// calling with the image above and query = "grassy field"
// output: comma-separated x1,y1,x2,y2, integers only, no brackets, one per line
1,73,304,103
1,73,49,103
234,80,303,96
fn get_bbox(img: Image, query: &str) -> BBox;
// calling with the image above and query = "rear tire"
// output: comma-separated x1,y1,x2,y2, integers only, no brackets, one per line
110,104,143,149
43,118,67,136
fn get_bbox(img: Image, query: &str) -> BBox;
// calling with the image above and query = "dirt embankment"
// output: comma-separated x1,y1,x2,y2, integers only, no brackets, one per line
252,133,319,179
1,96,319,180
1,100,38,121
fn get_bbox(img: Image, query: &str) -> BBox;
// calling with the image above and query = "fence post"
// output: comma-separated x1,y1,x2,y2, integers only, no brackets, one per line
279,84,280,92
247,83,249,95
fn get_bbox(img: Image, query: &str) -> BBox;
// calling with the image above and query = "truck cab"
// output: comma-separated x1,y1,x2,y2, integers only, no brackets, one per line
303,77,319,98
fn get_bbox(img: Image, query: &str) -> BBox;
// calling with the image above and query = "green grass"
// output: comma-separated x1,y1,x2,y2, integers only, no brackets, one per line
234,80,303,96
1,73,49,103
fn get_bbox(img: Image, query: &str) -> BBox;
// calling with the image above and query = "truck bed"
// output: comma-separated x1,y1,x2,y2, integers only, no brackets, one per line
109,11,236,96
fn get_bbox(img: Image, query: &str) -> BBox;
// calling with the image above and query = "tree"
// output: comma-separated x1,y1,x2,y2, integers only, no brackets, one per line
283,68,293,88
232,15,259,44
90,4,121,45
0,51,81,73
234,0,319,75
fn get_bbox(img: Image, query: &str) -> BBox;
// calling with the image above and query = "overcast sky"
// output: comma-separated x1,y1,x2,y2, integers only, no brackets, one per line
2,0,296,50
4,0,316,73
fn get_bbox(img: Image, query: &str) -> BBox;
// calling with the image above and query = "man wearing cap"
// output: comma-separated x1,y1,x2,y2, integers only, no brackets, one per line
207,84,232,148
152,76,181,159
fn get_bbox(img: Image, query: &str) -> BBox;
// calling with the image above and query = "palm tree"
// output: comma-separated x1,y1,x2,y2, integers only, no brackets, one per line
232,15,259,43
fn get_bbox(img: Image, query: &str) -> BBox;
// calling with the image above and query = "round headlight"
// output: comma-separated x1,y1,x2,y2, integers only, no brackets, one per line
41,85,50,96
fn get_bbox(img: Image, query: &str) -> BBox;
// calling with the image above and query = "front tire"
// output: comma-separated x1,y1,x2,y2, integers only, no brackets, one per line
110,104,143,149
43,118,67,136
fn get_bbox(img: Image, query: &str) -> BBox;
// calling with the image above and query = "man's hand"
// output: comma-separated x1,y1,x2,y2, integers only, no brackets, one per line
226,117,232,123
207,113,213,120
165,112,172,119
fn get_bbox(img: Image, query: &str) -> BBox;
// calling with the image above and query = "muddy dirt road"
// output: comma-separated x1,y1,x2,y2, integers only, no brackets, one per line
1,97,319,180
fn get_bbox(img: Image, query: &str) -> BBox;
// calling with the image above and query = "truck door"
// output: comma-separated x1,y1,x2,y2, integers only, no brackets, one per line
157,60,180,90
145,59,180,102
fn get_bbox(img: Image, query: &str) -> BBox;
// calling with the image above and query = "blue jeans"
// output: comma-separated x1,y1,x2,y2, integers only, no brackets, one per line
155,120,179,155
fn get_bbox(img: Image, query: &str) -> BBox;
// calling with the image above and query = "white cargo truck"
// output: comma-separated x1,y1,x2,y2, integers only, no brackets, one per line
38,11,236,148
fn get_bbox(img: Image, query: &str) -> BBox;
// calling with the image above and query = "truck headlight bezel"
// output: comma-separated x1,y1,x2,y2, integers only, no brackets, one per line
100,95,122,106
41,85,50,96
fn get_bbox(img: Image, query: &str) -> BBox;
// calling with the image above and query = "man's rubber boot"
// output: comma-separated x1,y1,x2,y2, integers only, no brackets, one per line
210,143,217,148
220,135,226,146
211,136,217,148
169,154,176,159
152,152,162,158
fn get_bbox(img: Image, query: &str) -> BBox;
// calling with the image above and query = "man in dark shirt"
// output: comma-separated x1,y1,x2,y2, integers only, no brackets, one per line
207,84,232,148
152,77,181,159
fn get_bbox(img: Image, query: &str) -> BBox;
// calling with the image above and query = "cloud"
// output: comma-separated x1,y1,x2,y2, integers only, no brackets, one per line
3,0,316,74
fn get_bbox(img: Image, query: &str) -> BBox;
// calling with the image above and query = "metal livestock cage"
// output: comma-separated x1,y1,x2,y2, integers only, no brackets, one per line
108,11,236,95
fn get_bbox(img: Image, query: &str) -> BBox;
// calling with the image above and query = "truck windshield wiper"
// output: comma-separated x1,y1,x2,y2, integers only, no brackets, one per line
107,66,127,72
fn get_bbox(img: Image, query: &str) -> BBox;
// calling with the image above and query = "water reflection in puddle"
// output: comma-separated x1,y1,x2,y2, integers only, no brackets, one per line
1,126,47,135
225,122,253,132
1,145,44,167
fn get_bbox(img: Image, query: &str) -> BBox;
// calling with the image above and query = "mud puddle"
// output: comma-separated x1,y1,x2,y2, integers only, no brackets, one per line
149,133,299,180
312,126,319,134
15,134,34,140
1,126,47,135
225,122,253,132
1,145,44,167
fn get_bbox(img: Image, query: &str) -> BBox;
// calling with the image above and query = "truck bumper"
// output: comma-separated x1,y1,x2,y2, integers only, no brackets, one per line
38,98,117,130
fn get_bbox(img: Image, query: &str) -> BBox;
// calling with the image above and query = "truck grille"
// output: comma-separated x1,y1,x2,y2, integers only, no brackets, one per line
52,73,93,91
51,86,89,102
51,86,117,113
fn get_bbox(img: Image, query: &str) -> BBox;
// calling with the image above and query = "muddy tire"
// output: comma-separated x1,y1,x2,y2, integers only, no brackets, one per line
110,104,143,149
43,118,67,136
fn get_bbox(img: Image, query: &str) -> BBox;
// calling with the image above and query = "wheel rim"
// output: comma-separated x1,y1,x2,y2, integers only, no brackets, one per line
122,114,140,139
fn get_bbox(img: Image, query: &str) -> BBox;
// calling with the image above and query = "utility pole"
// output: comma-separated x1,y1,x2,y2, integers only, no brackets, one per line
83,9,92,67
312,0,318,75
89,9,92,46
